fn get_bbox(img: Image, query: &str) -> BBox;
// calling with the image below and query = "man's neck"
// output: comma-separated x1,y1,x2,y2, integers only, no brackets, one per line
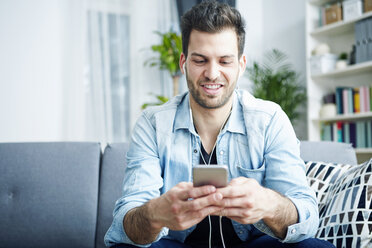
190,97,233,154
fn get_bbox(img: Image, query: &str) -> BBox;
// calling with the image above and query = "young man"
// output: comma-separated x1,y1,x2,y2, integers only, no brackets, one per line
105,2,334,248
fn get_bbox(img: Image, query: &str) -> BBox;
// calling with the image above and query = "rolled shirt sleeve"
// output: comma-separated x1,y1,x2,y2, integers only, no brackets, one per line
104,200,169,247
254,105,319,242
104,112,169,246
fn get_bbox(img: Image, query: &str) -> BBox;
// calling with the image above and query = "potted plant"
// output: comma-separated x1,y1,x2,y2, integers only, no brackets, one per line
145,31,182,97
246,49,306,124
336,52,348,69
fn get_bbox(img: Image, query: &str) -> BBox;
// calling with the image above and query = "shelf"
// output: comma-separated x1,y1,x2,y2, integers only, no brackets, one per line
311,60,372,80
308,0,334,6
314,112,372,122
355,148,372,154
306,1,372,147
310,11,372,36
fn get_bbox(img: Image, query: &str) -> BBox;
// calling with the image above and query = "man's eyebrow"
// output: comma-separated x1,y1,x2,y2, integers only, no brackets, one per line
190,53,235,59
190,53,207,58
220,55,235,59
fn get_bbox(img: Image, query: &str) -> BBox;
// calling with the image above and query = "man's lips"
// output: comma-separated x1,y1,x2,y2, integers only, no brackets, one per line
200,83,224,95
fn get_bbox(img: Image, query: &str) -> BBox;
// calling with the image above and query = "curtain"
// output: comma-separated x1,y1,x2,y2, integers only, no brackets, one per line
85,1,131,143
84,0,179,144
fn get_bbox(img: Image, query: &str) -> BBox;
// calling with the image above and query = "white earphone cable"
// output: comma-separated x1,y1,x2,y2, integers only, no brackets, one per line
192,107,231,248
197,111,230,248
219,216,226,248
208,215,212,248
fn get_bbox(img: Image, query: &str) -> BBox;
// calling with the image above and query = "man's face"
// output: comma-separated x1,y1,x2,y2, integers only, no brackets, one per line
180,28,246,109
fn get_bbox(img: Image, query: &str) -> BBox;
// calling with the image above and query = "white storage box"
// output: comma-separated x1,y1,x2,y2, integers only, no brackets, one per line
343,0,363,21
310,54,338,75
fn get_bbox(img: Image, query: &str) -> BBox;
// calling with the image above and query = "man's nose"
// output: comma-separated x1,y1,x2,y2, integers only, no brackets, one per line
204,62,220,81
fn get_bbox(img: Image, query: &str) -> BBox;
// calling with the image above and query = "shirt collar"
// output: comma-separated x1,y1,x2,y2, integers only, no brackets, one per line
173,90,246,135
225,90,246,135
173,93,196,134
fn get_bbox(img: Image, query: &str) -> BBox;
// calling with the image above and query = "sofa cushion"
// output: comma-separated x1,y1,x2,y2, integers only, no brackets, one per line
0,142,101,248
96,143,129,248
305,161,352,209
314,159,372,247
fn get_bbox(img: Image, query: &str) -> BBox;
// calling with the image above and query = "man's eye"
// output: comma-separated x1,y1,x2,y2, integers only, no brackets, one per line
221,61,232,65
194,60,205,64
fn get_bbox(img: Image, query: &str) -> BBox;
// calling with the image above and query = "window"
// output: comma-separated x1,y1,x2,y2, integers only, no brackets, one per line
86,4,131,143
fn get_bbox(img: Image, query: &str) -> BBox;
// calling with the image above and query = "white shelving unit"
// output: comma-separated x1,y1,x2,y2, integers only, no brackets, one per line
311,60,372,79
315,111,372,122
306,0,372,163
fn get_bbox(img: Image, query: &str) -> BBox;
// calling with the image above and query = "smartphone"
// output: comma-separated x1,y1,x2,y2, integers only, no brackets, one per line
192,165,228,188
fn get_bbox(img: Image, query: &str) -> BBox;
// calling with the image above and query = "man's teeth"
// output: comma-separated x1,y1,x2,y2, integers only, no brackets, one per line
204,85,221,89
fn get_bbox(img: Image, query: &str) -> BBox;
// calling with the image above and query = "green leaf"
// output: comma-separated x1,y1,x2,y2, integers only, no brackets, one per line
141,94,169,110
156,95,169,103
143,30,182,77
245,48,306,123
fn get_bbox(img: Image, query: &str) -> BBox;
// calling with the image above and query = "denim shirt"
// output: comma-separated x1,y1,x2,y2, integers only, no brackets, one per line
104,90,319,247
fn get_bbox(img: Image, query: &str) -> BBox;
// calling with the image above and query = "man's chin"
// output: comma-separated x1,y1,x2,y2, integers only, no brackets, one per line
198,98,227,109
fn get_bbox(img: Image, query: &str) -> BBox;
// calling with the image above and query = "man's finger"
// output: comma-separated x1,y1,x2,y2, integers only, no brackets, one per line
188,185,216,199
216,185,245,198
229,177,247,186
174,182,194,200
221,196,254,208
181,192,223,212
213,207,250,218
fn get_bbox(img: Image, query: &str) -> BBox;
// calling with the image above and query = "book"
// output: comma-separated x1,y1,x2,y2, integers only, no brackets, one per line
367,121,372,148
365,86,370,112
321,123,332,141
343,88,349,114
336,122,343,142
321,124,332,141
360,86,365,112
333,122,338,142
348,88,353,114
370,86,372,112
343,122,350,144
335,87,344,114
356,121,366,148
350,122,357,148
353,87,360,113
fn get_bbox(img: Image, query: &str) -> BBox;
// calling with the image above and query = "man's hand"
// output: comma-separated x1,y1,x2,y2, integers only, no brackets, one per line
124,182,223,244
214,177,298,239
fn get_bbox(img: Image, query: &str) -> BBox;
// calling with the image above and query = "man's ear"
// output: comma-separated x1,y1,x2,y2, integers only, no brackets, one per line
238,54,247,77
180,53,186,74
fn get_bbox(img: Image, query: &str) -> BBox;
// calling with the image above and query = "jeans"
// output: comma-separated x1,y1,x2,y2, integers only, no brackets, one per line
111,235,336,248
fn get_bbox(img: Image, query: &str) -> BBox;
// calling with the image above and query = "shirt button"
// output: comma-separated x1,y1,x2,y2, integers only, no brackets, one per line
193,149,198,153
239,231,243,234
220,150,224,155
291,229,296,234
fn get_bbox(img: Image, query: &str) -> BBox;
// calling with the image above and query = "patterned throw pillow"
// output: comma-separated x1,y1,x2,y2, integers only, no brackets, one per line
310,159,372,248
305,161,352,210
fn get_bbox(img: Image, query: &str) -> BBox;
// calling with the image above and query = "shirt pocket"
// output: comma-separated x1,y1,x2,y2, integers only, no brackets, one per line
236,160,266,184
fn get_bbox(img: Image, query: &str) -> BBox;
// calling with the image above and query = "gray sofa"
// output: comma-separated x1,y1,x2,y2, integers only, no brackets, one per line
0,141,358,248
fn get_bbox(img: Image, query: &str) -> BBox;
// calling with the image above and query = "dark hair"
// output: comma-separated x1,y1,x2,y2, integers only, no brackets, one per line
180,1,246,58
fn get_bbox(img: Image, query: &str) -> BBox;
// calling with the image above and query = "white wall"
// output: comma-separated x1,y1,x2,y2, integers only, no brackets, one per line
0,0,307,142
236,0,263,90
0,0,65,142
237,0,308,139
0,0,169,142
